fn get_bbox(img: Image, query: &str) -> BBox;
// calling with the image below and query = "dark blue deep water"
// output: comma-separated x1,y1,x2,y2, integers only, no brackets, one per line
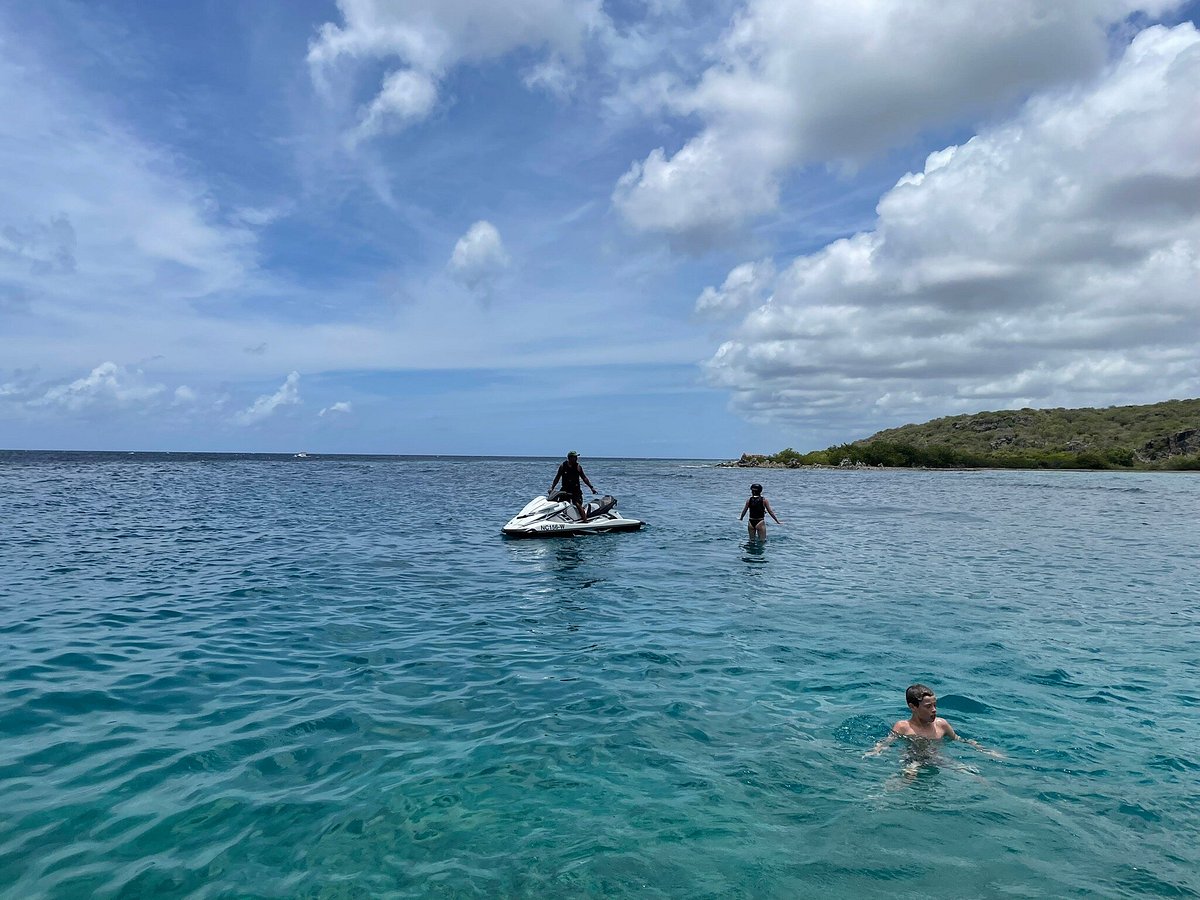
1,452,1197,898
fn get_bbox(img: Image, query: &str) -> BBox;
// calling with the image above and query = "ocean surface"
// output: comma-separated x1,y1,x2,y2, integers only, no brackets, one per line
1,451,1197,899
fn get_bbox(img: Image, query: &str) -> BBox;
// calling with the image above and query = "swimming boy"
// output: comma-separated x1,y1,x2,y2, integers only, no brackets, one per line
865,684,1002,759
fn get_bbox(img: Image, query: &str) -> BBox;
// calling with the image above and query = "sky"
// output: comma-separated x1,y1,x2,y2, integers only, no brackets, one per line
1,0,1198,458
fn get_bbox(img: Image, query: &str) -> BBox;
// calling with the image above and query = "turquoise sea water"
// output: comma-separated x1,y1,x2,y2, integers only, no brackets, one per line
1,452,1197,898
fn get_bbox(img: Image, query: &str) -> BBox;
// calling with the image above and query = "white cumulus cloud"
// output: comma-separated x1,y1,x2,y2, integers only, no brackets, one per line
614,0,1186,241
696,259,776,317
702,24,1200,437
352,69,439,143
32,362,166,412
449,220,510,291
173,385,198,405
319,401,353,417
309,0,605,138
234,371,301,425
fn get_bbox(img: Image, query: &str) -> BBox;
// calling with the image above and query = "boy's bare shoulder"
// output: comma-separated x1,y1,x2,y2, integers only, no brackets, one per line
892,719,914,735
935,717,958,738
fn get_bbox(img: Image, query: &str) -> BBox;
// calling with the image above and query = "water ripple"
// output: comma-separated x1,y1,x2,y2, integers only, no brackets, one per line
0,456,1197,897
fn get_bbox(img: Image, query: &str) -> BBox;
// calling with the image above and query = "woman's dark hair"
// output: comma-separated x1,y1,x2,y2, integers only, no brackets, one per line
750,483,762,494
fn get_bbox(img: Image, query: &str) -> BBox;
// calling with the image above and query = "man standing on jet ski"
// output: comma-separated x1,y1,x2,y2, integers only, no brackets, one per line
549,450,598,523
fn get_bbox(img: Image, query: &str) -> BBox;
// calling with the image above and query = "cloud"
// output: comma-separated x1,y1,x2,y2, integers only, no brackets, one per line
522,56,577,99
702,24,1200,434
448,220,510,291
319,401,353,416
31,362,166,412
696,259,775,317
234,371,301,425
1,363,208,418
1,213,76,274
352,69,439,143
308,0,605,138
614,0,1186,241
0,36,259,361
228,204,292,228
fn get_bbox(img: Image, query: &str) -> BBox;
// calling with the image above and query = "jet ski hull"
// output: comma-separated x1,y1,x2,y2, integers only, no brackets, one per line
501,519,644,538
501,494,645,538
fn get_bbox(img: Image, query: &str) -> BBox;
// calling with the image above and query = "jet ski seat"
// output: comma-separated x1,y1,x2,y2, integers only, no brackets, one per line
586,495,617,517
547,492,617,517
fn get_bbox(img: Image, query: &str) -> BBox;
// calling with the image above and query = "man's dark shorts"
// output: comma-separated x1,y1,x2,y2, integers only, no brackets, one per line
567,489,584,507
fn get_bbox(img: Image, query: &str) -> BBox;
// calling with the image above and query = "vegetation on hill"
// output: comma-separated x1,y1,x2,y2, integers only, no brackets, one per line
736,399,1200,471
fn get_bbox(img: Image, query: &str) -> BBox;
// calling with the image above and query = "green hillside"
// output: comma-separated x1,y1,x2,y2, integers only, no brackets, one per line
736,398,1200,470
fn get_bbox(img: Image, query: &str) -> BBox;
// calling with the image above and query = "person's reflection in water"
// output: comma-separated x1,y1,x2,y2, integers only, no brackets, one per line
741,538,767,566
554,540,584,572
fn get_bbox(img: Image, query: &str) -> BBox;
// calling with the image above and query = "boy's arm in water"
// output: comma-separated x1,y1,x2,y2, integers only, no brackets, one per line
943,719,1004,759
864,721,907,757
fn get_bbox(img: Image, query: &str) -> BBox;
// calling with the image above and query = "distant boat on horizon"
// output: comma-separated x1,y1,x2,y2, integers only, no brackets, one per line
293,452,311,459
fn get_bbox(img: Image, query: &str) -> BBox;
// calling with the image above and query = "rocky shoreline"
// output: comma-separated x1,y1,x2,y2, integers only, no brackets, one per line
718,453,881,469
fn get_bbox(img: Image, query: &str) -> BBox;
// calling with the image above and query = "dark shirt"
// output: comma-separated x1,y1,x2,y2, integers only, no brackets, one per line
557,460,584,493
748,496,765,520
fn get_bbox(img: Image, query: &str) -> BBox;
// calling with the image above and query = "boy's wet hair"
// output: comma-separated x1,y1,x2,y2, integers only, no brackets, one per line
906,684,934,707
750,483,763,494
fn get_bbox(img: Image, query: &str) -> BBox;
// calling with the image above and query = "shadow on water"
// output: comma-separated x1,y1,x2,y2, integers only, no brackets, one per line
937,693,994,714
741,538,768,565
552,540,585,573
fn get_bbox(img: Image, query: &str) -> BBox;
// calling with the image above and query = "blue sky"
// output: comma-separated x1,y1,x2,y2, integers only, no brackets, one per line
2,1,1198,457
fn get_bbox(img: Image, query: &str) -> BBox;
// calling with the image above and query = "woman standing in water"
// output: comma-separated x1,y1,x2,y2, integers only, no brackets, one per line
739,482,781,540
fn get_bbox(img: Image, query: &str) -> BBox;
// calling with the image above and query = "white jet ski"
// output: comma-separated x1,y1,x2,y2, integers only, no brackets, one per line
502,492,645,538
